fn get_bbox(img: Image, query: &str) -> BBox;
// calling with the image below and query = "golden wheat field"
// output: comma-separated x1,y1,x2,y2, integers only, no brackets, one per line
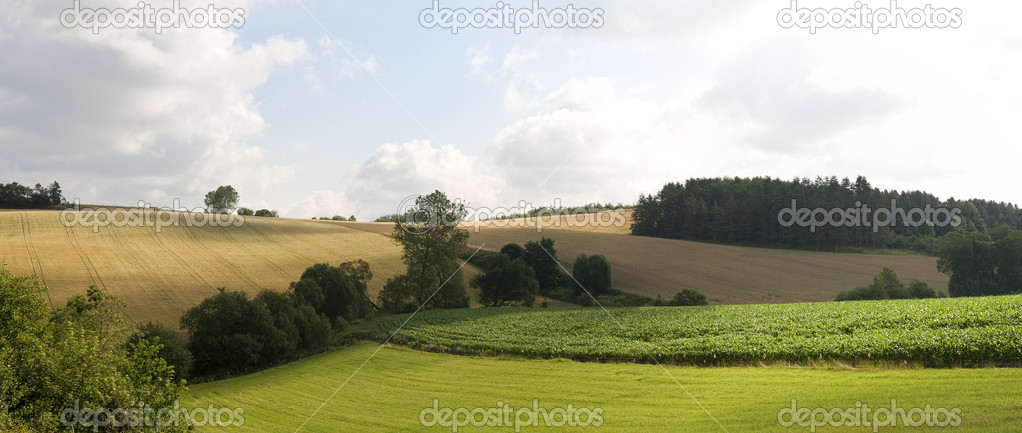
336,210,949,304
0,209,950,329
0,210,405,327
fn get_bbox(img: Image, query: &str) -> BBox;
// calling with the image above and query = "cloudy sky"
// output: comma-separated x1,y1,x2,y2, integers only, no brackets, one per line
1,0,1018,219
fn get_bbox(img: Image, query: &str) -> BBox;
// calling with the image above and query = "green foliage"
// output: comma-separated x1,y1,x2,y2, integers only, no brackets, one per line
499,243,525,261
571,254,612,297
523,237,562,293
908,279,937,299
632,176,1022,252
835,285,888,301
0,180,64,209
255,290,331,354
873,267,910,299
670,289,708,306
203,185,240,214
936,226,1022,297
835,267,936,301
129,322,192,381
297,261,374,324
0,267,185,431
383,191,470,311
472,254,538,307
236,207,254,216
181,289,290,377
383,295,1022,366
254,208,279,217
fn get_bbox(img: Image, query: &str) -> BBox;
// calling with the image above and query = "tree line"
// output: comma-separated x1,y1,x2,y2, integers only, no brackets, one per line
632,176,1022,253
0,181,64,209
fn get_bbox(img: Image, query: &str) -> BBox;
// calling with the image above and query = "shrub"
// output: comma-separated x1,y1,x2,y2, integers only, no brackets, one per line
472,254,538,307
571,254,612,297
670,289,708,306
129,322,192,380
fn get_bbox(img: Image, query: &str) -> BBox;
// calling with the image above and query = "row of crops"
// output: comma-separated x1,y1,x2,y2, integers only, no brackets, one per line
379,295,1022,366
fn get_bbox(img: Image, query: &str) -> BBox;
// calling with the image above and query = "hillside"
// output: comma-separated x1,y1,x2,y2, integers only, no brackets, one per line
336,215,949,304
0,210,404,326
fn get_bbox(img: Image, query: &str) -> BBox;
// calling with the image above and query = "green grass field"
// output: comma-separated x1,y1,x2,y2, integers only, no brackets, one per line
186,343,1022,432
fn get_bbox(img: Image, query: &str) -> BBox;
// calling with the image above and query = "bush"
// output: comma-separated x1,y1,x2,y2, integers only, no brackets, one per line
670,289,708,306
571,254,613,297
1,269,185,431
180,289,291,377
128,322,192,380
472,254,538,307
908,279,937,299
835,285,888,301
295,261,374,324
499,243,525,261
523,237,562,294
835,268,936,301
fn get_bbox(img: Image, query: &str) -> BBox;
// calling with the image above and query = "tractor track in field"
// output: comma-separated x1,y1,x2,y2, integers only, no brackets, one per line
140,220,217,296
63,222,108,291
175,222,264,291
212,223,297,283
20,212,52,306
266,221,349,265
108,225,181,312
236,222,306,280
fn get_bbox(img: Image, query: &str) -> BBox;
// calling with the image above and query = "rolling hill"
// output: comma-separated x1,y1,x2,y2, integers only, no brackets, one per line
0,210,405,326
0,208,949,329
336,213,949,304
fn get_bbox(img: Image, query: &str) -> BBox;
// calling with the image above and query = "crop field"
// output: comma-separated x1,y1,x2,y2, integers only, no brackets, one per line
382,295,1022,366
186,342,1022,432
336,218,948,304
0,210,405,326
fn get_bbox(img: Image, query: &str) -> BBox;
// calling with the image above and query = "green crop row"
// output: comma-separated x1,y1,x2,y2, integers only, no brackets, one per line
379,295,1022,366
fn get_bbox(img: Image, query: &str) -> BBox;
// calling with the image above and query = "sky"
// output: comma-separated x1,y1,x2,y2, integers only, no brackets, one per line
1,0,1019,220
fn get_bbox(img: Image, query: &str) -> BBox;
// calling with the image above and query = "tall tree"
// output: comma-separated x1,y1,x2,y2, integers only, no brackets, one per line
523,237,562,294
472,254,538,307
383,191,470,310
203,185,240,214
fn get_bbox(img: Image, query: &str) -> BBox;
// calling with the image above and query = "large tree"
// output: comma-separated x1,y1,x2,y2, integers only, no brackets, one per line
472,254,538,307
381,191,470,311
571,253,613,298
203,185,240,214
523,237,562,294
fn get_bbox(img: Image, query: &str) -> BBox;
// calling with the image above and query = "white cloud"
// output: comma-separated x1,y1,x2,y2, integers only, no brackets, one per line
343,140,506,219
502,45,537,71
0,1,307,208
466,44,491,75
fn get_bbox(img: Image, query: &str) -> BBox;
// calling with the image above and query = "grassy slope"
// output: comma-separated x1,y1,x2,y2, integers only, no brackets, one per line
335,218,948,304
187,343,1022,432
0,211,404,327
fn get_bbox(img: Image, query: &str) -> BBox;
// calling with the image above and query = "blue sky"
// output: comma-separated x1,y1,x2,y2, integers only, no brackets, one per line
1,0,1019,219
